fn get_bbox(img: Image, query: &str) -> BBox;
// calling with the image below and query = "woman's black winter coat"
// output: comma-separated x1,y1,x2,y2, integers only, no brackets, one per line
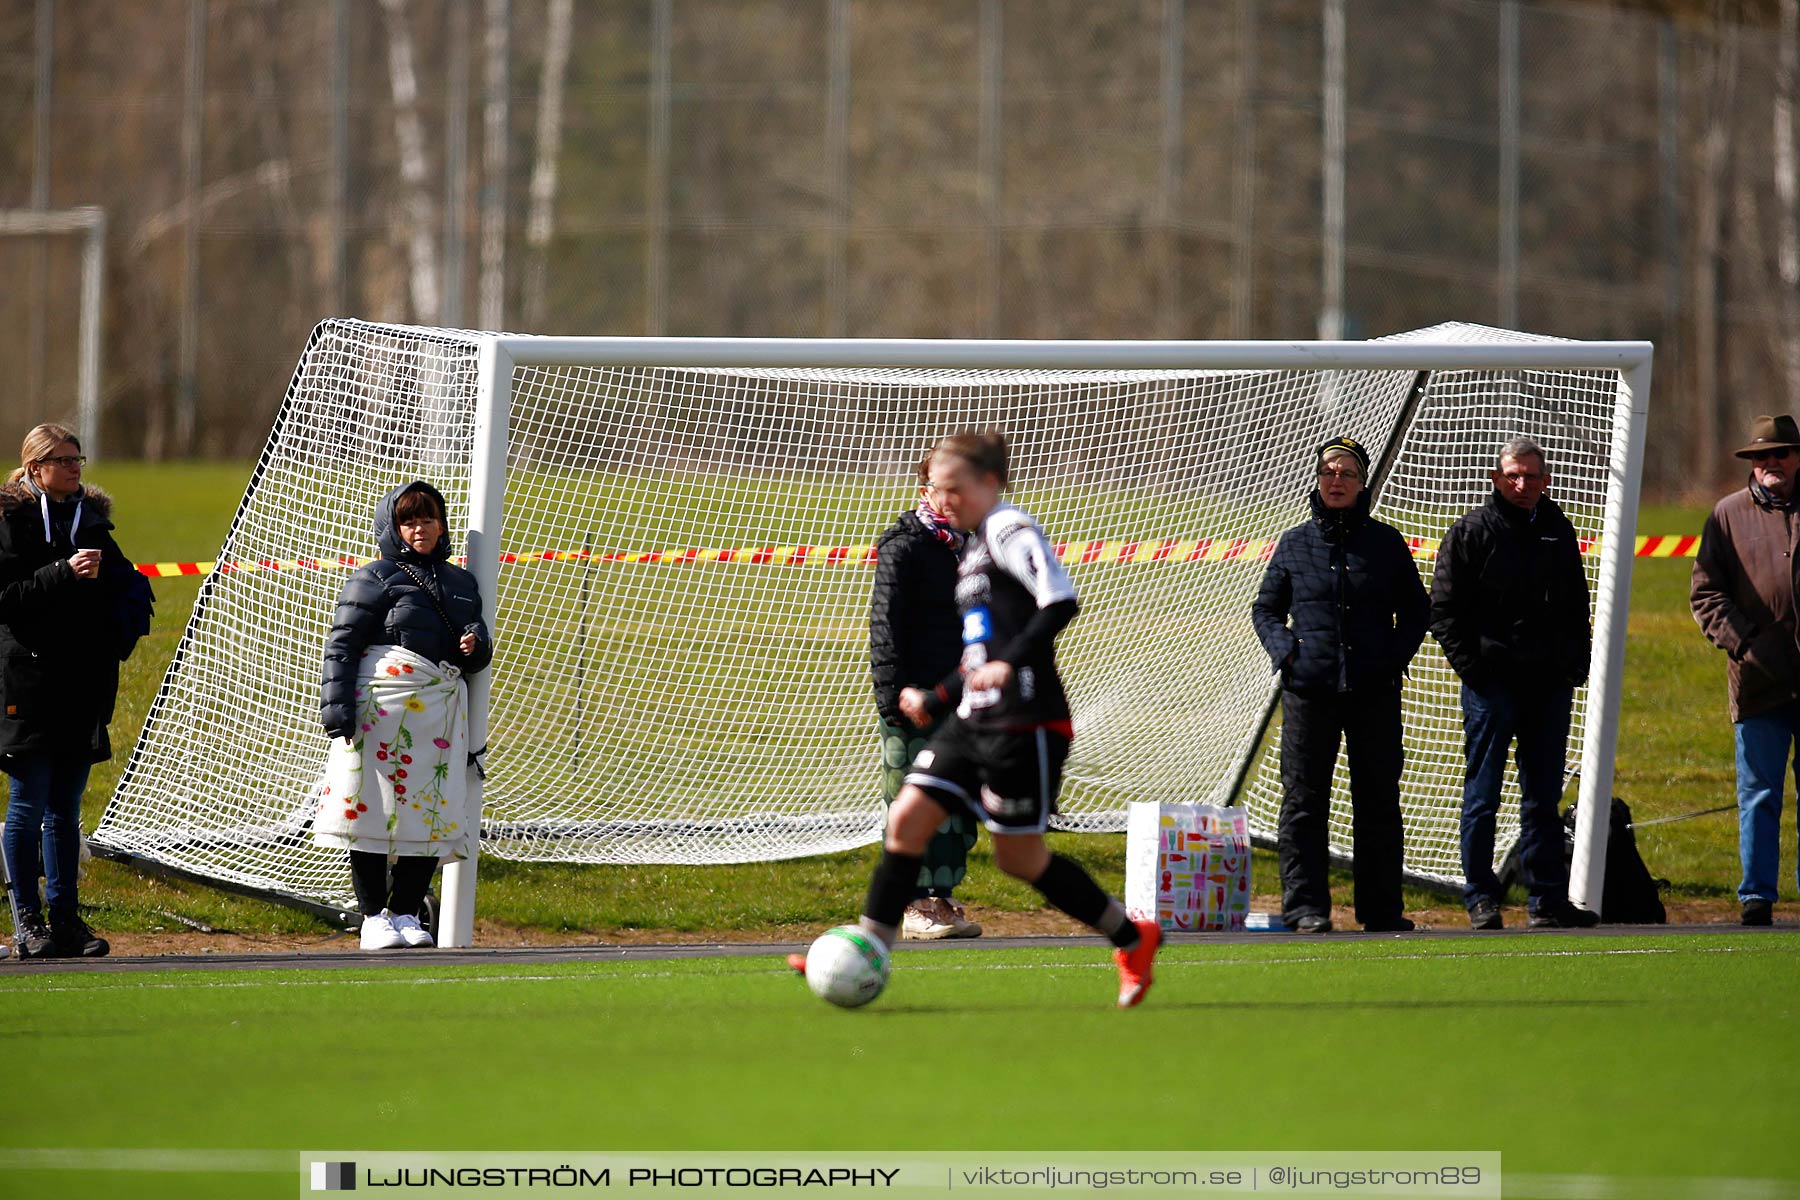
1252,489,1430,694
0,481,148,763
320,481,493,741
868,510,963,728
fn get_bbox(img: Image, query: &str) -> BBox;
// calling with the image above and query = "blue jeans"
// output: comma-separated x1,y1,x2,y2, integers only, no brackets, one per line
1734,702,1800,904
2,753,92,924
1459,681,1574,912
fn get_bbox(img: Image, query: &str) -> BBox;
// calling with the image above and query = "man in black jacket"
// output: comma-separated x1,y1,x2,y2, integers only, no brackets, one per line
868,456,981,938
1252,437,1429,933
1431,437,1598,930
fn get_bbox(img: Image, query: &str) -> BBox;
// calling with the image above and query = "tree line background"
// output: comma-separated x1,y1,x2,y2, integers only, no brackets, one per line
0,0,1794,499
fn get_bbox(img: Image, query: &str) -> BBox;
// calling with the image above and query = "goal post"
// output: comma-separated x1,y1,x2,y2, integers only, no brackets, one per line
439,336,514,947
1569,353,1652,914
93,321,1652,945
0,206,107,456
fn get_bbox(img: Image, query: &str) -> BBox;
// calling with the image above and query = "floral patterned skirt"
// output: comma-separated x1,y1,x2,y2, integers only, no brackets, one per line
314,644,471,859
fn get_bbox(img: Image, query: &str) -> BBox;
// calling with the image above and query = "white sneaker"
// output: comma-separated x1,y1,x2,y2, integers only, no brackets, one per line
359,910,406,951
389,913,435,948
900,900,957,940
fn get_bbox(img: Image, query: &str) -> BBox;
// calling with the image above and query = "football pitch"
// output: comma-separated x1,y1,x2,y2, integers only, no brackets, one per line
5,931,1795,1200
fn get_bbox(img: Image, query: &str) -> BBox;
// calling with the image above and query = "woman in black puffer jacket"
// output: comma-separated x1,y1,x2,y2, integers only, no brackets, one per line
1251,438,1428,935
868,451,981,939
316,481,492,950
1,422,152,960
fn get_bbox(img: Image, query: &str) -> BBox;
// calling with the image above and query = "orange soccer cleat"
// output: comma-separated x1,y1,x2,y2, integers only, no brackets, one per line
785,952,808,975
1112,918,1162,1008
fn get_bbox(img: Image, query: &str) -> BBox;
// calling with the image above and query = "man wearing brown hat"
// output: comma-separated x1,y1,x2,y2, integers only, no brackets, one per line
1691,414,1800,927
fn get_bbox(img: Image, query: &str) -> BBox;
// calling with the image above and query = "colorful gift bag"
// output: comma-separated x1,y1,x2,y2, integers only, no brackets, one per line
1125,802,1251,933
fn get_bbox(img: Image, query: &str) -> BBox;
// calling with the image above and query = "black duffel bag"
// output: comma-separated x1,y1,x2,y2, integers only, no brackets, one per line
1560,797,1667,924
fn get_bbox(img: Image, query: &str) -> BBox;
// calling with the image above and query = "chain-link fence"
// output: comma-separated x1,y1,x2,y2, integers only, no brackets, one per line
0,0,1791,497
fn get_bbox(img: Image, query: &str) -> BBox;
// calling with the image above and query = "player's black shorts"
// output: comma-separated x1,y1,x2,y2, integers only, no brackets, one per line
902,715,1070,834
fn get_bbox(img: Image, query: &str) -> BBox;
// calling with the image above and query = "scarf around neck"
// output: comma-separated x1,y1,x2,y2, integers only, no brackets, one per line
915,498,967,553
1750,476,1795,511
23,476,84,550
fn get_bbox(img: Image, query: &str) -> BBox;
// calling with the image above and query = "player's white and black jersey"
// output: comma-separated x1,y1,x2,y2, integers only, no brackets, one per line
952,501,1078,728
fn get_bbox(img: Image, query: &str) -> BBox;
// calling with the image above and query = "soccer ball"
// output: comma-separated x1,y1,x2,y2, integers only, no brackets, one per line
803,925,890,1008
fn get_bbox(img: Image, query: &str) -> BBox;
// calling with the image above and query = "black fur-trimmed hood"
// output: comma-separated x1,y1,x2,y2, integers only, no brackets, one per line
0,479,115,521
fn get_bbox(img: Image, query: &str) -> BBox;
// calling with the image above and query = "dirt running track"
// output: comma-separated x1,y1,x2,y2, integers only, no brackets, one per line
5,922,1792,975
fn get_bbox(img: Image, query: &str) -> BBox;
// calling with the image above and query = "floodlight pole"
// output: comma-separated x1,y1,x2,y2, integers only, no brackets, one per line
1569,353,1653,916
439,335,513,948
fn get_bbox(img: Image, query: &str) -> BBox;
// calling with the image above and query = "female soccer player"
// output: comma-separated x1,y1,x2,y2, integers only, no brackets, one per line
800,430,1161,1007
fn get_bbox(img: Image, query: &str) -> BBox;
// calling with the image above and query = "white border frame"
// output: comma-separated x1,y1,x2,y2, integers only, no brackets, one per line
0,207,106,457
435,335,1654,947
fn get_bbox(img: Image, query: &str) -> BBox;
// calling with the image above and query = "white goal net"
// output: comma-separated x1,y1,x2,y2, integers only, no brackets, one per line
93,320,1645,914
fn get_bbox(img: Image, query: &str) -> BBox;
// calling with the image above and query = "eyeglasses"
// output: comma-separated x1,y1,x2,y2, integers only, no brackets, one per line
35,455,86,469
1749,448,1795,463
1316,469,1362,482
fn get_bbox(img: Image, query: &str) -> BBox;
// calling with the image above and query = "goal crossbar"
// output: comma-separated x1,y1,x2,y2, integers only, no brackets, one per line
494,335,1653,372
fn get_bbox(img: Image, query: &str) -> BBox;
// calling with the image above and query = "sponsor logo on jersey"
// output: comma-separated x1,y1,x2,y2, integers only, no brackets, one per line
1018,665,1036,701
991,517,1033,547
962,606,992,645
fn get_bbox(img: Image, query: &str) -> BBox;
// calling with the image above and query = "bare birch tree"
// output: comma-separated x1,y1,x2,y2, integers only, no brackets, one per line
381,0,441,324
521,0,573,330
1776,0,1800,407
479,0,510,331
1693,9,1741,479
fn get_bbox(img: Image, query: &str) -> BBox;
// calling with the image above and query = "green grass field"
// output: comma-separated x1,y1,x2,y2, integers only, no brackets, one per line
8,467,1797,1200
3,933,1794,1199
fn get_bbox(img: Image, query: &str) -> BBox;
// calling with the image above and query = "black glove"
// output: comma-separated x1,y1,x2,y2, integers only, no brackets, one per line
323,707,356,743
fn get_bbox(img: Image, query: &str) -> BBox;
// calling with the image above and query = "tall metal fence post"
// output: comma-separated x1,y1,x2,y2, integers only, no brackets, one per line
1232,0,1257,337
1319,0,1345,340
645,0,672,336
979,0,1003,337
1160,0,1185,340
176,0,207,456
825,0,850,337
1498,0,1521,329
28,0,53,421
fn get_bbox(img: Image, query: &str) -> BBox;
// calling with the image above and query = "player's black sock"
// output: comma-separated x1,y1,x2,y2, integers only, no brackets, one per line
1032,853,1140,951
860,848,924,949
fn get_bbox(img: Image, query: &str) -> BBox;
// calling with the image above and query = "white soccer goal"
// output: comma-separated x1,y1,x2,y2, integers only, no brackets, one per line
0,207,106,455
92,321,1650,946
